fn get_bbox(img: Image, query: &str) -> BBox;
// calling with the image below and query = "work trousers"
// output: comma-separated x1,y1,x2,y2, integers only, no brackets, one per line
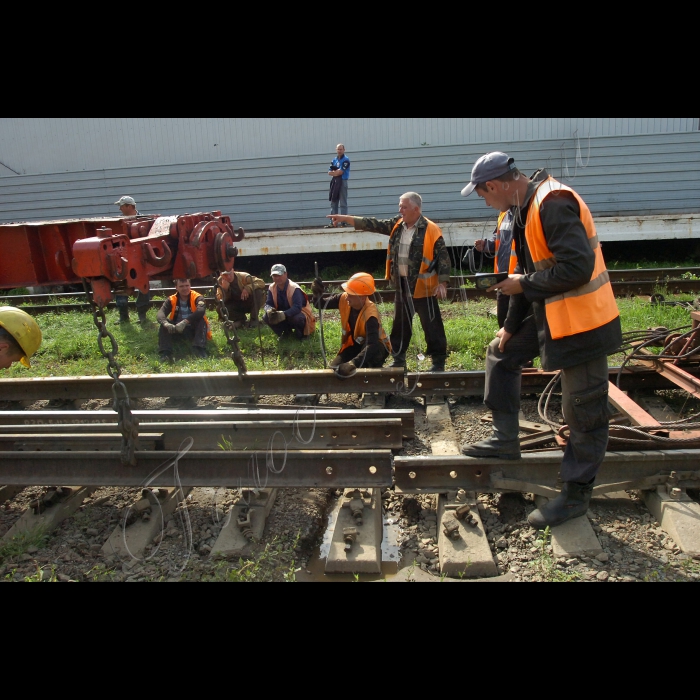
116,290,151,313
336,341,389,368
390,276,447,361
330,180,349,216
220,289,266,323
158,318,208,353
263,311,307,340
483,313,612,484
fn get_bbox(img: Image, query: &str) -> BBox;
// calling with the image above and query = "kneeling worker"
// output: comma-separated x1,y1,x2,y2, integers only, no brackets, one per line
312,272,390,377
263,264,316,340
0,306,42,370
157,279,211,361
215,269,266,328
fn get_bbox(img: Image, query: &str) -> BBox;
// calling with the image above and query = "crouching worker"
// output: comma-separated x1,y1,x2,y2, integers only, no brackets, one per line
312,272,390,378
215,269,266,328
156,279,211,362
0,306,42,370
263,264,316,341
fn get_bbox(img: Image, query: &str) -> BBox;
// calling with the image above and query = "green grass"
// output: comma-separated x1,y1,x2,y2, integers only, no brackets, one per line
0,527,49,566
2,288,698,378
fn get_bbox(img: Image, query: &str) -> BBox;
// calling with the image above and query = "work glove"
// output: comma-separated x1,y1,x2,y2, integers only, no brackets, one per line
267,310,286,325
174,320,189,333
311,278,325,296
163,322,177,335
335,362,357,379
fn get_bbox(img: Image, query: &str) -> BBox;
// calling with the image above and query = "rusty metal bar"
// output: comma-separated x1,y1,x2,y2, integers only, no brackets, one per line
634,350,700,399
394,449,700,494
0,449,393,488
0,418,404,451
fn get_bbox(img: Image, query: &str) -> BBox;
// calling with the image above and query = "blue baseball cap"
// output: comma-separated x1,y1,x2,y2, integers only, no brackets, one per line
461,152,516,196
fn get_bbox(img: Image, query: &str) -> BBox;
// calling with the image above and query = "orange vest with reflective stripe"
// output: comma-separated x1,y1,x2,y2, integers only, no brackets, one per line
270,280,317,336
385,218,443,298
494,211,517,275
525,177,619,340
338,293,391,354
168,291,212,340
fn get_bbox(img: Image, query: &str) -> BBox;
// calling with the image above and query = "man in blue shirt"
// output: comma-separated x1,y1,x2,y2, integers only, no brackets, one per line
326,144,350,227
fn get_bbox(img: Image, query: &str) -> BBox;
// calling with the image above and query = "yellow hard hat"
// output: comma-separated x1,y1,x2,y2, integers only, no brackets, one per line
342,272,376,296
0,306,42,367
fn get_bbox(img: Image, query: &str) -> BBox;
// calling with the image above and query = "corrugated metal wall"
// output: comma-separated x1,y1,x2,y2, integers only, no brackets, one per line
0,118,697,176
1,131,700,228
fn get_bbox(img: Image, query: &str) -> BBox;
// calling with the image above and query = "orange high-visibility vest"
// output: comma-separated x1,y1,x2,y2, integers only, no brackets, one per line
338,293,391,354
385,217,443,299
494,211,517,275
168,291,212,340
525,177,619,340
270,280,317,336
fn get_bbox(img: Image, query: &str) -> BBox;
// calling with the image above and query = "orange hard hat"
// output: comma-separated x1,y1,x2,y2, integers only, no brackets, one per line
342,272,375,296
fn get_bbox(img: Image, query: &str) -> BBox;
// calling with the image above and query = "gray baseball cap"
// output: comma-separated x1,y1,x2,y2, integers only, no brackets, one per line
270,263,287,276
114,195,136,206
461,152,516,196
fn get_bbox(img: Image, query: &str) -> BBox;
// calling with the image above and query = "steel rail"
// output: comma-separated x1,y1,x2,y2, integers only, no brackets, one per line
0,449,394,488
0,408,416,438
0,418,405,451
1,365,698,402
5,278,700,315
394,449,700,495
0,368,404,401
3,267,700,304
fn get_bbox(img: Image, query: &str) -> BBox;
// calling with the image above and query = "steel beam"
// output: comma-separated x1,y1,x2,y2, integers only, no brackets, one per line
394,450,700,495
0,368,405,402
0,449,393,488
3,366,698,402
0,408,415,438
0,418,404,451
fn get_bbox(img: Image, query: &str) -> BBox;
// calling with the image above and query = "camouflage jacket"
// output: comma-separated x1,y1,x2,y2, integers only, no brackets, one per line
216,271,266,303
352,214,451,294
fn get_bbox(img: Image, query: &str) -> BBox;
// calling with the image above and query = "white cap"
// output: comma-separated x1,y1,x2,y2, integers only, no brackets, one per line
114,196,136,206
270,264,287,276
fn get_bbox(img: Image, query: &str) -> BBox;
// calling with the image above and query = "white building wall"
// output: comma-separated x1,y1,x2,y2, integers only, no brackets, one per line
0,118,697,176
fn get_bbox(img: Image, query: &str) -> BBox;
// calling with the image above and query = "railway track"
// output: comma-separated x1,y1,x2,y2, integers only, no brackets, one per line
1,357,700,581
3,267,700,313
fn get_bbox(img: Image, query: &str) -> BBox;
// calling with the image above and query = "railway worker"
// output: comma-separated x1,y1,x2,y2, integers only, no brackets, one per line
262,264,316,341
325,143,351,227
474,208,517,328
0,307,42,370
327,191,451,372
459,151,622,529
113,195,153,327
311,272,390,377
156,278,211,362
215,269,266,328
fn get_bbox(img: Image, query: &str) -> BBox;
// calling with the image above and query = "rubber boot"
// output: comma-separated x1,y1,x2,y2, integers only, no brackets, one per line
138,309,154,327
527,480,594,529
115,309,130,325
428,355,446,372
460,410,521,459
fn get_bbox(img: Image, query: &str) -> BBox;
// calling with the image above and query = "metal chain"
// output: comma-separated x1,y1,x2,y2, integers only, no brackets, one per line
82,280,139,465
213,278,248,376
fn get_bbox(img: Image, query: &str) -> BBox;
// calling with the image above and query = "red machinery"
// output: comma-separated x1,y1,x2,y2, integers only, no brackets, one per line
0,211,243,305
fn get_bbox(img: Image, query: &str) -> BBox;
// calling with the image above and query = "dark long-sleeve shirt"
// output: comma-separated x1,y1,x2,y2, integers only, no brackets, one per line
266,281,306,317
156,292,206,326
313,293,380,346
506,169,622,370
